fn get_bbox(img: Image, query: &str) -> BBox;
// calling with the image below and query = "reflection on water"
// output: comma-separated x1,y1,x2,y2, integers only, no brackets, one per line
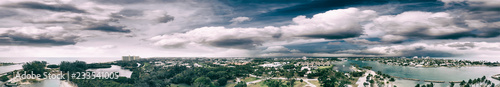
0,64,22,74
87,65,133,78
0,57,121,64
334,60,500,87
19,79,60,87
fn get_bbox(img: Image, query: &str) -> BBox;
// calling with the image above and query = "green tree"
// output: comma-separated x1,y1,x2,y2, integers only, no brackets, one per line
234,81,247,87
450,82,455,87
0,75,9,82
217,77,227,86
60,61,87,72
460,80,466,86
22,61,47,77
288,79,296,87
193,77,211,87
389,78,395,82
265,80,286,87
415,84,420,87
47,64,59,68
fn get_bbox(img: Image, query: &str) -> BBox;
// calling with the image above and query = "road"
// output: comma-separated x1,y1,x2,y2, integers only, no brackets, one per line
244,76,318,87
355,67,377,87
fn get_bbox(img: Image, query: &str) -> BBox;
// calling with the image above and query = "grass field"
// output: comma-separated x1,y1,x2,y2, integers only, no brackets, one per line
225,83,236,87
317,66,333,69
243,77,259,82
309,80,321,87
248,79,308,87
170,84,190,87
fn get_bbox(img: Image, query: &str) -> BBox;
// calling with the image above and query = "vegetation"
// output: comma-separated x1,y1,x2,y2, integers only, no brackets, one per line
71,79,133,87
193,76,213,87
60,61,88,72
263,79,287,87
0,62,15,66
234,81,247,87
356,58,500,67
47,64,59,68
87,63,112,69
22,61,48,78
0,75,9,82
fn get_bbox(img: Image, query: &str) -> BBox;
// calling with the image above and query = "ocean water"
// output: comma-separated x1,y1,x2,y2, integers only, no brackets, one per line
0,57,122,64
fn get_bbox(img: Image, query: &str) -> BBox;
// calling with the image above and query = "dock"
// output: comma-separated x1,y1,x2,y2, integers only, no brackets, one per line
390,75,461,83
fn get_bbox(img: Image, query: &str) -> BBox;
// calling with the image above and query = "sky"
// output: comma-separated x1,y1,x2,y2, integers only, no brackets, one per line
0,0,500,58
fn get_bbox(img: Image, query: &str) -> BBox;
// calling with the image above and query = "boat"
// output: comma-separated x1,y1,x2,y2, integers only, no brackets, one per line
492,74,500,80
4,82,19,87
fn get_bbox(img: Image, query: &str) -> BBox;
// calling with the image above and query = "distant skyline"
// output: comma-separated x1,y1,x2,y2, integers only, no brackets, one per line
0,0,500,57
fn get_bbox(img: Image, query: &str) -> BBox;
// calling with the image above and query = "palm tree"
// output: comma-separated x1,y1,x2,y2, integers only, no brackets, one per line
460,80,466,86
450,82,455,87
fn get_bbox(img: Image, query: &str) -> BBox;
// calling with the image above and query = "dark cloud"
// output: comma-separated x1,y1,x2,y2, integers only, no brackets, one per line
157,14,174,23
301,31,362,39
209,38,262,49
118,9,144,17
285,41,365,53
479,47,500,51
84,23,131,33
448,42,475,48
0,30,81,46
219,0,311,4
4,2,86,13
252,0,440,22
0,9,18,18
400,50,455,57
414,46,425,50
91,0,146,4
91,0,188,4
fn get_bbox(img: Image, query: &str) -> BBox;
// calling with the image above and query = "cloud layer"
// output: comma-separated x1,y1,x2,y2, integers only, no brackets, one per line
149,8,377,49
0,0,500,57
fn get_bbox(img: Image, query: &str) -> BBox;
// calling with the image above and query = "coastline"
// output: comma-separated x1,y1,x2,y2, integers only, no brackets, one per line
60,80,77,87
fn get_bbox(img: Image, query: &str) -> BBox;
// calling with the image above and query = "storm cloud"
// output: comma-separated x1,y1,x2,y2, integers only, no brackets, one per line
4,2,86,13
157,14,174,23
0,27,83,46
84,23,131,33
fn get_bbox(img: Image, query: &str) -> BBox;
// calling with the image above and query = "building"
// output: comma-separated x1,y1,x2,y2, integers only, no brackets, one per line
122,56,140,61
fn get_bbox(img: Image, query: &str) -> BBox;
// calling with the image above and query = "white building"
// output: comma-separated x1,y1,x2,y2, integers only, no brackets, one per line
122,56,140,61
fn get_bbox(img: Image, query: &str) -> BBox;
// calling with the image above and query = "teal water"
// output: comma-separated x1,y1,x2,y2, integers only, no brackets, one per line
335,60,500,87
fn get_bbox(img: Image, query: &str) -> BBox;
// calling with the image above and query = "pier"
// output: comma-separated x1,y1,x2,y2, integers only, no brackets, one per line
391,76,458,83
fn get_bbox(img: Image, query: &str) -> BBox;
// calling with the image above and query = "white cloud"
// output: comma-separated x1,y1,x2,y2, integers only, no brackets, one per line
360,42,500,57
367,11,472,43
149,8,377,49
262,46,290,52
282,8,376,39
229,17,250,24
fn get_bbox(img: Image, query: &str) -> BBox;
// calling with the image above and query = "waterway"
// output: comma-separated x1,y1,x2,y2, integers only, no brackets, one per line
334,60,500,87
0,57,130,87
